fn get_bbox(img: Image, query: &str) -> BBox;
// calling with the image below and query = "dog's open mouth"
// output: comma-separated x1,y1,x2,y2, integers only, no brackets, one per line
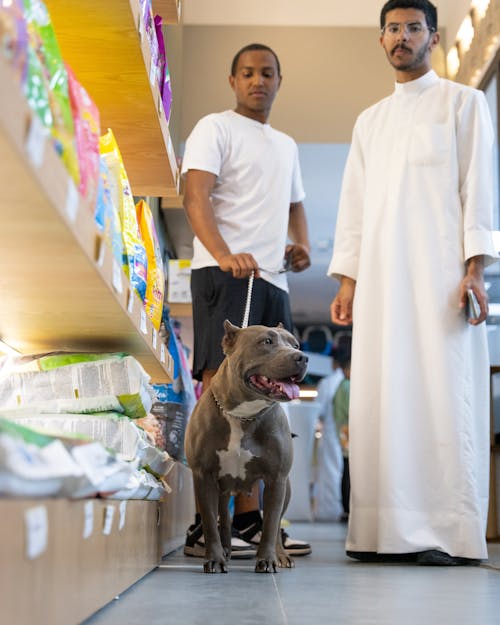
247,374,301,401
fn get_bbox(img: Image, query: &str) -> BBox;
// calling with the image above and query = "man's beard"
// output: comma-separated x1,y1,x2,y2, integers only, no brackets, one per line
388,37,430,72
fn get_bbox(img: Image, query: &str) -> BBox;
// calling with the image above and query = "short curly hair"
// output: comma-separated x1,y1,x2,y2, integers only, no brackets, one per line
230,43,281,77
380,0,438,32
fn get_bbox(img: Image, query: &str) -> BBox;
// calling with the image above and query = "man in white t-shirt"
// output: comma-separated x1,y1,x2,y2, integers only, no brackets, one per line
181,43,312,559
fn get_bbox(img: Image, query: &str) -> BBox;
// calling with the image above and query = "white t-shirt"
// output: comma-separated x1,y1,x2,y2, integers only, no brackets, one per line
181,110,305,291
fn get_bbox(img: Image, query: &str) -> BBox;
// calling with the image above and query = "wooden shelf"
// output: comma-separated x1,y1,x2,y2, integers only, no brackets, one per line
0,463,194,625
46,0,180,197
0,54,173,382
161,194,184,209
169,302,192,317
0,499,159,625
154,0,181,24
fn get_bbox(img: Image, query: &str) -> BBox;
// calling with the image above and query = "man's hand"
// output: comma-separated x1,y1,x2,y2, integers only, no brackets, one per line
331,277,356,326
285,243,311,273
459,256,488,325
218,253,260,279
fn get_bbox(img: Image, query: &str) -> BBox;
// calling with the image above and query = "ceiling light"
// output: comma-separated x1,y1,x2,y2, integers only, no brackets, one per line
299,389,318,399
457,15,475,54
471,0,490,20
0,339,21,355
447,46,460,78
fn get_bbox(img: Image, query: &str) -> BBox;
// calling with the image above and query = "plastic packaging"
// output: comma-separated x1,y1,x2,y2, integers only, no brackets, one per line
24,0,80,186
66,63,100,202
136,199,165,330
100,129,147,301
0,0,28,85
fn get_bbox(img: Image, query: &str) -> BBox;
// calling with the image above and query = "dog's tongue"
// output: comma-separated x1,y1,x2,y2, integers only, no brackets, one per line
275,380,300,400
251,375,300,400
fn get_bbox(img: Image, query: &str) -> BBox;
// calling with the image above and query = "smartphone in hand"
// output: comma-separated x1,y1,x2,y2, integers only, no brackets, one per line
466,289,481,320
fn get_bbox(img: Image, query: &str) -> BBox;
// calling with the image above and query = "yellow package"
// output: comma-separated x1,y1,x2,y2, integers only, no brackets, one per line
99,129,147,301
136,199,165,330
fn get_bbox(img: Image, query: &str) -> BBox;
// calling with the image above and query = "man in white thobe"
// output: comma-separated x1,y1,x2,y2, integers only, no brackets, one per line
328,0,497,565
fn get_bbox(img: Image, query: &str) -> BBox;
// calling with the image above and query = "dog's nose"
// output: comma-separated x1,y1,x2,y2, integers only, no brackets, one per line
295,352,308,364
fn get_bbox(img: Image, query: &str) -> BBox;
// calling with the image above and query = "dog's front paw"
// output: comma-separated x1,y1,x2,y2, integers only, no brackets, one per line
203,558,228,574
255,555,278,573
277,553,295,569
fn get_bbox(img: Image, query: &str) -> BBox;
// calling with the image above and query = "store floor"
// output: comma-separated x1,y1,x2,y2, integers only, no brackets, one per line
83,522,500,625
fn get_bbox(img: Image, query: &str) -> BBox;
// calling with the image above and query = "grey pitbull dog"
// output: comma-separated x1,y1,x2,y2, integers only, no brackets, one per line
185,320,308,574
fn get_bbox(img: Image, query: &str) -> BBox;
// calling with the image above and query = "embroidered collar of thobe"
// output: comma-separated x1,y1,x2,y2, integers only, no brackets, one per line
394,69,439,97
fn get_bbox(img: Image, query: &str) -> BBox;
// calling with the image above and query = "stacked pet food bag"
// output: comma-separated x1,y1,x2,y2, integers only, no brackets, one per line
0,0,192,501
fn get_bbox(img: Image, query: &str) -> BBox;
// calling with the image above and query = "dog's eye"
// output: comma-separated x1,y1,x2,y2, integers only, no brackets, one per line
263,338,273,345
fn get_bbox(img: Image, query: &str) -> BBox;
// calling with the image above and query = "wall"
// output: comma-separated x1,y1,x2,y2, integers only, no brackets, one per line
165,24,448,326
180,25,395,143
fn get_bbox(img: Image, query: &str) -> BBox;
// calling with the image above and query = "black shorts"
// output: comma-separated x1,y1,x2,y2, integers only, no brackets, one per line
190,267,293,380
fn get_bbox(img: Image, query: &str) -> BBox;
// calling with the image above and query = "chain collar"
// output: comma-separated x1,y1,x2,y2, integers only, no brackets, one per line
211,388,273,423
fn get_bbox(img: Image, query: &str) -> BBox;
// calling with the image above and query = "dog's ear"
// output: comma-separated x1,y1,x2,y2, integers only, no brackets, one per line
222,319,240,355
277,322,284,329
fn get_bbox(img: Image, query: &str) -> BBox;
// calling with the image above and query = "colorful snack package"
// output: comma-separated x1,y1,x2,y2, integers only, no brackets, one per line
140,0,159,89
24,34,52,129
136,199,165,330
66,63,100,203
23,0,80,186
99,129,147,301
95,156,124,267
0,0,28,86
154,14,172,123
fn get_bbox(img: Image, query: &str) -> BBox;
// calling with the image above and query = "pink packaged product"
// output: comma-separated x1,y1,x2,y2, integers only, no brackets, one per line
154,14,172,123
0,0,28,85
66,63,100,203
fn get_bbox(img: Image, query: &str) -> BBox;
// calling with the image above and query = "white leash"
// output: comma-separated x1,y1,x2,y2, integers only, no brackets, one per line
241,270,255,328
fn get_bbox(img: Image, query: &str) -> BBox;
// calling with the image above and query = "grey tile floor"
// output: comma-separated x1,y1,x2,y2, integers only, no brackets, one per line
83,522,500,625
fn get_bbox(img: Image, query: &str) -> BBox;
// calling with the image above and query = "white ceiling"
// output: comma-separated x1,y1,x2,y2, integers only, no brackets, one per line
182,0,472,47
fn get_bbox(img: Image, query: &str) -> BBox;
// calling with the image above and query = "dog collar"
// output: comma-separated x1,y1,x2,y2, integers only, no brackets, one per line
211,389,273,423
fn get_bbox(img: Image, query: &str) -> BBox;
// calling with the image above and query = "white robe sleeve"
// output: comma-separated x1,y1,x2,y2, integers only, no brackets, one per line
327,119,365,281
458,89,498,266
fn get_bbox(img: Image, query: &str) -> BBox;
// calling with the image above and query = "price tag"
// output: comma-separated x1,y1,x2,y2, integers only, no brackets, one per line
127,290,135,313
160,342,166,363
65,179,79,223
152,328,157,349
149,62,156,87
140,309,148,334
96,238,106,267
119,501,127,531
25,114,47,168
25,506,48,560
103,505,115,535
112,259,123,294
136,10,142,38
83,501,94,539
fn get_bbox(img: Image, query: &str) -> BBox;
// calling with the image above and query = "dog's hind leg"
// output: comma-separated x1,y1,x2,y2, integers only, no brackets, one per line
218,491,231,559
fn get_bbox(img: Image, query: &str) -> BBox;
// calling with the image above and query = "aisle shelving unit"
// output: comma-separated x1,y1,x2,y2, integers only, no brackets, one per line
46,0,181,197
0,463,194,625
0,52,173,381
0,2,195,623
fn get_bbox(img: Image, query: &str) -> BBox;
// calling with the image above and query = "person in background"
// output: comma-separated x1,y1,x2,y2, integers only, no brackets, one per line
332,343,352,522
313,334,351,521
181,42,312,559
328,0,497,565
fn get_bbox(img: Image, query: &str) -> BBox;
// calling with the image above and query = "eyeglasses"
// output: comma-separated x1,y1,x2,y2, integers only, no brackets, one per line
381,21,435,36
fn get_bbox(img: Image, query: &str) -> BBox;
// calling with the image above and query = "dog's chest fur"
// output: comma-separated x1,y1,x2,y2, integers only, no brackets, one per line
216,401,269,481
